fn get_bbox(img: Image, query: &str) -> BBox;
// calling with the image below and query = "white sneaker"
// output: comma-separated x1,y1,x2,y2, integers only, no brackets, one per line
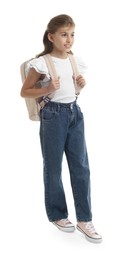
53,218,75,232
77,221,102,243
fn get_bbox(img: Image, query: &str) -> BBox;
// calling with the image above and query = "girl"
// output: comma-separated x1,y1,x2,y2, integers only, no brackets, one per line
20,14,102,243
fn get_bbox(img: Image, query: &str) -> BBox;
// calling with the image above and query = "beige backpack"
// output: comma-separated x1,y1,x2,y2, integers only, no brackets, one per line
20,54,80,121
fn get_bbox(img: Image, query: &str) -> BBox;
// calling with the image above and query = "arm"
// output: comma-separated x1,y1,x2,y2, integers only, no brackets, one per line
20,68,60,98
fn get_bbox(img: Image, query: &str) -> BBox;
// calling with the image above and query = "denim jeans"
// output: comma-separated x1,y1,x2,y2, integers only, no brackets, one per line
39,101,92,222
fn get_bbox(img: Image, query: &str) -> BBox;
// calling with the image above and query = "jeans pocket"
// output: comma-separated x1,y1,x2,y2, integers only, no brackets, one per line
77,105,84,120
42,108,58,121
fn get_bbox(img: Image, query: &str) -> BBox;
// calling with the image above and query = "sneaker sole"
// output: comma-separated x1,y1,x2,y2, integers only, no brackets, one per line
53,222,75,233
77,226,102,243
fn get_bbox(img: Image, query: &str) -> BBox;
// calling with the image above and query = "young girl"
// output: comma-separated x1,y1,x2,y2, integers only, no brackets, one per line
20,14,102,243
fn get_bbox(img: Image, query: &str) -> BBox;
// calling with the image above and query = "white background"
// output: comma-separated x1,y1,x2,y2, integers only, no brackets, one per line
0,0,127,259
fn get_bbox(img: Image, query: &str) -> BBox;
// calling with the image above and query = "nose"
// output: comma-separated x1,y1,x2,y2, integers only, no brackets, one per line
66,35,71,43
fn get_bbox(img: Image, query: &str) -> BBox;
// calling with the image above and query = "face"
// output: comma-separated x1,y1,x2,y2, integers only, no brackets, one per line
48,25,75,55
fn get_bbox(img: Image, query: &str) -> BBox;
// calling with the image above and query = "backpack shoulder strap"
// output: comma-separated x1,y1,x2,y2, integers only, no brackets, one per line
43,53,80,80
43,53,81,96
68,54,81,95
43,54,58,79
68,54,79,78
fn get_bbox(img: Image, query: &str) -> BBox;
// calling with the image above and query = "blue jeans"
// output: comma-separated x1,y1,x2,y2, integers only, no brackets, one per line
39,101,92,222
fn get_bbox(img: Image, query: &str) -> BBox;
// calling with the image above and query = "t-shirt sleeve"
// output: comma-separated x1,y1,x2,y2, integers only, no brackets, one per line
75,56,87,75
25,56,51,82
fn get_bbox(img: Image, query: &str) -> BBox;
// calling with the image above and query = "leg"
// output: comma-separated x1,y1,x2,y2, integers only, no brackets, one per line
65,104,92,221
39,104,68,222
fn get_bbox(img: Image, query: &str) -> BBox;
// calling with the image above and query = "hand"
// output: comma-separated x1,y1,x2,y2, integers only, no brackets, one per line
47,78,60,93
76,75,86,88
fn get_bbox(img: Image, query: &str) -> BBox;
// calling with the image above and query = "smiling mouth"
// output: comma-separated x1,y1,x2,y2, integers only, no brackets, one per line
64,45,71,48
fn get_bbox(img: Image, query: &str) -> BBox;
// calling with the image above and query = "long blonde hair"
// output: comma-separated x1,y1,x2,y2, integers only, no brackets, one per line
36,14,75,57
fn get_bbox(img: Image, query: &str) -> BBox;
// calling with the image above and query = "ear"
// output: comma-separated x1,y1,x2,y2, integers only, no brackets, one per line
48,33,54,43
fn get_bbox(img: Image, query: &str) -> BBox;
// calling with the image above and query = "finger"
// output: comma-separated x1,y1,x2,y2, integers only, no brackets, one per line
78,80,86,87
76,75,82,80
72,74,76,80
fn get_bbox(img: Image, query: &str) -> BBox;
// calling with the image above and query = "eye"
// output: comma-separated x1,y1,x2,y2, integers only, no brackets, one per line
61,33,67,37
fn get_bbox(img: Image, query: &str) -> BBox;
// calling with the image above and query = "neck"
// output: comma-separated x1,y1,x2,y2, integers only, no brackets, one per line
50,51,68,59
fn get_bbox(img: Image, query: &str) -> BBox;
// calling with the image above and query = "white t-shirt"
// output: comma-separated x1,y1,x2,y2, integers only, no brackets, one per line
26,55,87,103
